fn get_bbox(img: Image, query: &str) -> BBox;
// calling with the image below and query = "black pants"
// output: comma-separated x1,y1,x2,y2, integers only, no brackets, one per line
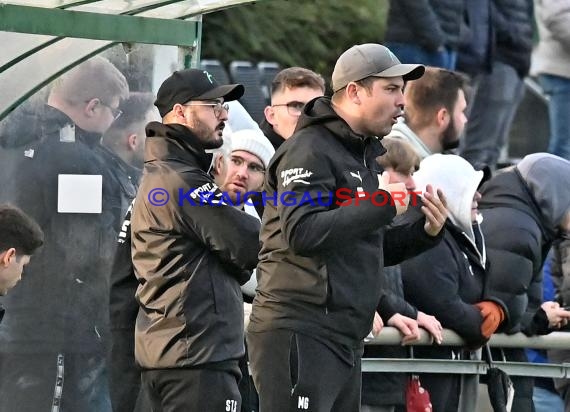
246,329,363,412
0,352,111,412
141,365,241,412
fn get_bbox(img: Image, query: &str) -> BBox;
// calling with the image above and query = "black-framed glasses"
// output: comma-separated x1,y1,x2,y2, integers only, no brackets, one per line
183,101,229,118
100,101,123,120
272,101,305,116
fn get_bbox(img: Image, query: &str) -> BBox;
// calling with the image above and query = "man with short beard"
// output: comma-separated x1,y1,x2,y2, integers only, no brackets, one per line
386,66,469,159
130,69,261,411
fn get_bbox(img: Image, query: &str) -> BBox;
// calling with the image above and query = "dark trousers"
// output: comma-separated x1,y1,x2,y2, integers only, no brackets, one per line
141,366,241,412
0,352,111,412
247,329,363,412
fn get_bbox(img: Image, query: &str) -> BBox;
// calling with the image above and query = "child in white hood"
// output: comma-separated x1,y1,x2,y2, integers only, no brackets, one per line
400,154,507,412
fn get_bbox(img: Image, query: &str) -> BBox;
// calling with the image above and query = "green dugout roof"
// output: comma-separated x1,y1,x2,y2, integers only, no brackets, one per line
0,0,261,120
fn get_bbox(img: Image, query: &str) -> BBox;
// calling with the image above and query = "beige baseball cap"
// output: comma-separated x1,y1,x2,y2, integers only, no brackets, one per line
331,43,425,92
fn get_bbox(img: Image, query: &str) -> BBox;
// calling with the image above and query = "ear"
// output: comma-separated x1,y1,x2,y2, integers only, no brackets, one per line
84,98,100,118
171,103,187,121
264,106,276,126
345,82,361,104
214,154,225,176
436,107,449,129
0,248,16,267
127,133,138,151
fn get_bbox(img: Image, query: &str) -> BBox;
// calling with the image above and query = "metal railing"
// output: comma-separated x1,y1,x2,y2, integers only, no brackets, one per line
363,327,570,378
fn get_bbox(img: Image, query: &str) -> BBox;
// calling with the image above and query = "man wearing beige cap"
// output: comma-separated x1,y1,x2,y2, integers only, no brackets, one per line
247,43,449,412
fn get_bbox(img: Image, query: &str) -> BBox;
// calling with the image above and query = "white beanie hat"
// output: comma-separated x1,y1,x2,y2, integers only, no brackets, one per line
413,154,483,239
224,128,275,169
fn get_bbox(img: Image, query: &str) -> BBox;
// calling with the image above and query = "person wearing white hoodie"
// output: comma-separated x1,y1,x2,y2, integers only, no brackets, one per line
399,154,508,412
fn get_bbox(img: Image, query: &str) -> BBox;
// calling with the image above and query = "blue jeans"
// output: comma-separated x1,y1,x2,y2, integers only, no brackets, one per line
460,61,525,168
540,74,570,160
533,387,564,412
384,42,457,70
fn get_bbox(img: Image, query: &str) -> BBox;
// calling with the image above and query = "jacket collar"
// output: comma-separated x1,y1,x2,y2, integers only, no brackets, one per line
44,105,102,147
260,118,285,150
144,122,213,172
297,97,387,168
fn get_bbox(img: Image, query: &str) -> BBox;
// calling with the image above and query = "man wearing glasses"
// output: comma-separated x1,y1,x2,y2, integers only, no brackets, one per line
0,56,129,411
130,69,261,411
261,67,326,149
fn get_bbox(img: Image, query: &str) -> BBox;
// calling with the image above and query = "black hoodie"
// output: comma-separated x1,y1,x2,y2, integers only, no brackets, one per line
248,97,442,347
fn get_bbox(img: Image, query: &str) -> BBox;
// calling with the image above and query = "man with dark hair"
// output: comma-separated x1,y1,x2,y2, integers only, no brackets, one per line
387,66,469,158
0,204,44,298
102,91,158,412
131,69,260,411
0,55,129,412
247,43,448,412
102,91,158,169
261,67,325,148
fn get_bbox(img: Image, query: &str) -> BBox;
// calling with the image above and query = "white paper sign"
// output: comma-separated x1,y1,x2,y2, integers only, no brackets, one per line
57,174,102,214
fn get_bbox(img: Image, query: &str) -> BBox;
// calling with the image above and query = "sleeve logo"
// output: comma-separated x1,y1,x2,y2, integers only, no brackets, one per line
281,168,314,188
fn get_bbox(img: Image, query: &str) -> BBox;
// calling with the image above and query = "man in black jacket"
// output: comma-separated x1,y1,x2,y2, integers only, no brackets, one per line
0,56,129,412
130,69,260,411
247,43,449,412
260,67,325,149
480,153,570,411
103,92,158,412
385,0,464,70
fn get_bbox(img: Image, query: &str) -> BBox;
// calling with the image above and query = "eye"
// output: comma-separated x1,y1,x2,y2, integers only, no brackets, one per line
249,164,265,173
231,157,243,166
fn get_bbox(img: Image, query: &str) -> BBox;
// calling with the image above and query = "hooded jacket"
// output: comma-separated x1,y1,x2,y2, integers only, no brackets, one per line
401,155,500,348
0,105,123,354
248,97,442,348
131,122,260,369
386,118,433,160
479,153,570,334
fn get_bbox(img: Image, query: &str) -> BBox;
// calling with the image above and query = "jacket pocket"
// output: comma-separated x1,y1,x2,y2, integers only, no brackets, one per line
208,259,243,314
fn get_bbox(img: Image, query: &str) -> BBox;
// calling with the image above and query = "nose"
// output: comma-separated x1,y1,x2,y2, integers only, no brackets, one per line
406,176,416,192
218,107,229,121
396,89,405,108
236,164,249,180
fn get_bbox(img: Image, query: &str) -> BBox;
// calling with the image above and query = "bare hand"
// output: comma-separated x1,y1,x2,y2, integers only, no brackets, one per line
379,172,409,216
388,313,420,345
421,184,448,237
372,311,384,337
417,311,443,344
542,301,570,329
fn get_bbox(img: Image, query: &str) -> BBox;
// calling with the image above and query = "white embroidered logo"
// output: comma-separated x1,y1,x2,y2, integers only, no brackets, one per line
350,171,363,185
203,70,214,84
281,168,314,187
297,396,309,409
190,182,224,204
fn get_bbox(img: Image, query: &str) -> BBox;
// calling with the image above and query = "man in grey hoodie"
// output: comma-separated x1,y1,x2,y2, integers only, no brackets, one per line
386,67,469,159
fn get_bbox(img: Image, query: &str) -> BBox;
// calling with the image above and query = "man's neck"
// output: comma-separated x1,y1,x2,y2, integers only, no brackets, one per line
408,123,442,154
